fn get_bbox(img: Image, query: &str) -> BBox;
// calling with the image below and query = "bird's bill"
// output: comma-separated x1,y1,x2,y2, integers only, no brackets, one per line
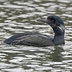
37,19,50,24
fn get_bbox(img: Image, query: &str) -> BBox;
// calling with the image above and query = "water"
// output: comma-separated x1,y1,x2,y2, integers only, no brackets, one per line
0,0,72,72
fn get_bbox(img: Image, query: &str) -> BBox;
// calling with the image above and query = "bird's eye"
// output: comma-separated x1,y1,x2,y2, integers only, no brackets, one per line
52,20,54,22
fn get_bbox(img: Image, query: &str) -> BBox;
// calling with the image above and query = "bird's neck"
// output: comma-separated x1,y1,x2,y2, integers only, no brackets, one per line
53,26,65,45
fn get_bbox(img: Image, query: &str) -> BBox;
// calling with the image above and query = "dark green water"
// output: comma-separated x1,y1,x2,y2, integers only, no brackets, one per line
0,0,72,72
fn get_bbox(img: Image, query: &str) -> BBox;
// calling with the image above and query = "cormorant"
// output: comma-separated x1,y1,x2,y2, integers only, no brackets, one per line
4,16,65,47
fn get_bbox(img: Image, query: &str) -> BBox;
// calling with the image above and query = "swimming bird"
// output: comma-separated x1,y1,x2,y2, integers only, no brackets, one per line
4,16,65,47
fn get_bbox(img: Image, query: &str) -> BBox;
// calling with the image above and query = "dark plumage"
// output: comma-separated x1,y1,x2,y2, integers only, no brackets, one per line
4,16,65,47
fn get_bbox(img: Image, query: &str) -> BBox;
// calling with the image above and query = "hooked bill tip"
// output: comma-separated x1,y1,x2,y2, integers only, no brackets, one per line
37,19,48,23
37,19,42,21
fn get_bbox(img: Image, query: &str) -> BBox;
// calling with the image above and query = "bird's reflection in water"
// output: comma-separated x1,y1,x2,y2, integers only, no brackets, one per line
49,46,64,62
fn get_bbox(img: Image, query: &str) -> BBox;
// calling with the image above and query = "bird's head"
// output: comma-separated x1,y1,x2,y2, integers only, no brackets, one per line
37,16,65,34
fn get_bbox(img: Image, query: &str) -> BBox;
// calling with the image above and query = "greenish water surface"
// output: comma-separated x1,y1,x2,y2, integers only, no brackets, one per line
0,0,72,72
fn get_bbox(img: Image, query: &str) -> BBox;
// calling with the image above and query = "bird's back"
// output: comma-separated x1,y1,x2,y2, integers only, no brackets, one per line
4,32,53,47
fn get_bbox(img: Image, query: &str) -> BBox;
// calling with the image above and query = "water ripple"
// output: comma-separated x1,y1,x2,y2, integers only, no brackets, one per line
0,0,72,72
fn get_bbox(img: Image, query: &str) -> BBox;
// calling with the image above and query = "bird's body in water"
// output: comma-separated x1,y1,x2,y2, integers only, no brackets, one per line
4,16,65,47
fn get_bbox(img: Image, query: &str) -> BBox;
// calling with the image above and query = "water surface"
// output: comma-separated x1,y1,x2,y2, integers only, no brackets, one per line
0,0,72,72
